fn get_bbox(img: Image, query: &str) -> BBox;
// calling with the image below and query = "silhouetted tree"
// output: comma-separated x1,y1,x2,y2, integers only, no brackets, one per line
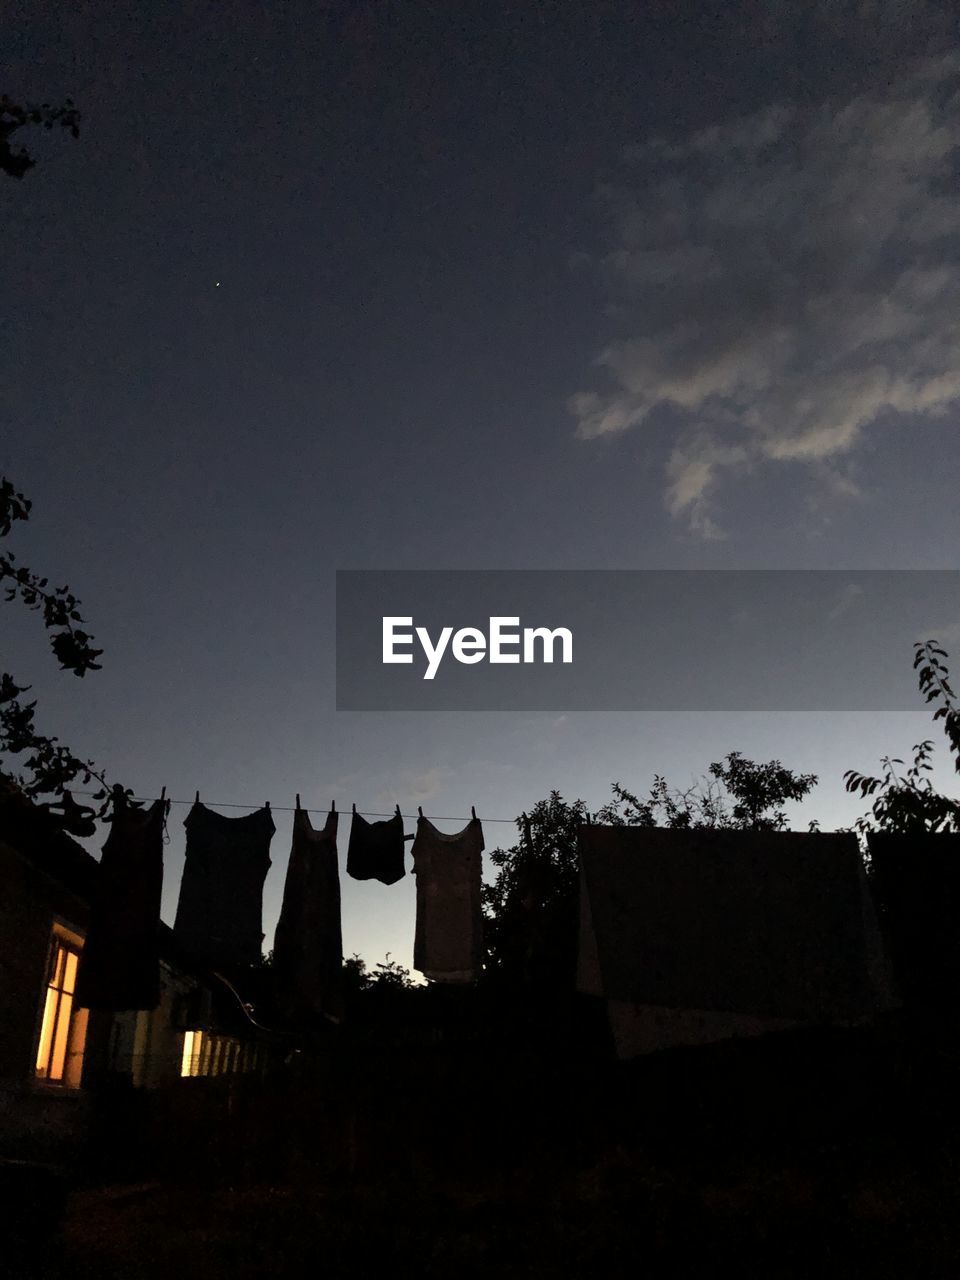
0,478,118,804
341,953,419,1034
598,752,818,831
844,640,960,833
1,93,79,179
342,953,416,994
482,791,587,986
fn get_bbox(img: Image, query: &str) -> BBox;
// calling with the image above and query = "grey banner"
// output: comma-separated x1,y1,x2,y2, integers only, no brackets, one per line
335,570,960,711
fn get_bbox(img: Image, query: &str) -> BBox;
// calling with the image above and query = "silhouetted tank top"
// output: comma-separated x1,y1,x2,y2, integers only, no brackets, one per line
273,805,343,1023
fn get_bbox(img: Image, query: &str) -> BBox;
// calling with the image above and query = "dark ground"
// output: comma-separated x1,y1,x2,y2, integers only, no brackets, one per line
26,1135,960,1278
11,1016,960,1277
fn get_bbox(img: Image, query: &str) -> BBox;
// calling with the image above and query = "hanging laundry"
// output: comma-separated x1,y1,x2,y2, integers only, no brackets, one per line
346,806,405,885
577,826,897,1059
273,803,343,1024
174,799,274,972
411,813,484,982
867,832,960,1012
74,794,166,1011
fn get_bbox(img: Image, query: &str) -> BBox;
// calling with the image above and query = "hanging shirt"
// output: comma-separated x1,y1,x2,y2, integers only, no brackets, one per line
74,796,166,1011
273,806,343,1024
174,800,274,972
411,815,484,982
346,808,405,885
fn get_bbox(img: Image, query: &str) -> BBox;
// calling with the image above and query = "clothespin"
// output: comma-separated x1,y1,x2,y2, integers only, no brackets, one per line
395,804,402,818
418,806,423,818
194,790,200,804
352,803,356,814
265,801,271,811
331,800,336,814
158,787,171,843
471,805,477,820
295,793,301,810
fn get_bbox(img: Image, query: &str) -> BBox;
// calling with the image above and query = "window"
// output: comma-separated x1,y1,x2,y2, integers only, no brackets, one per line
180,1029,203,1077
35,929,88,1087
180,1030,254,1078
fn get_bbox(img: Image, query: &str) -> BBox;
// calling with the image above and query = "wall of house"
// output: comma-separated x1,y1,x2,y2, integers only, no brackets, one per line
97,965,264,1090
0,838,96,1160
606,999,803,1059
104,963,199,1089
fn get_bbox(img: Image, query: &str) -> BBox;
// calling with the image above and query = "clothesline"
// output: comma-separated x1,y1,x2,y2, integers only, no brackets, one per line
71,789,523,824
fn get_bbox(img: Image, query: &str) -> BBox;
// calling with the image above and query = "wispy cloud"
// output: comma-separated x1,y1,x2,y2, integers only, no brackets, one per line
569,53,960,535
827,583,865,623
376,765,453,810
915,621,960,655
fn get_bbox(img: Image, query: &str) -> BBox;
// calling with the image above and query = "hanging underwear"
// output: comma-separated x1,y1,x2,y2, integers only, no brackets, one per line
74,795,166,1011
273,804,343,1023
411,814,484,982
346,807,406,885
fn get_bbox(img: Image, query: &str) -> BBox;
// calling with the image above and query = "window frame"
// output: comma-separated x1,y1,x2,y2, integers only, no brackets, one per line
33,921,88,1090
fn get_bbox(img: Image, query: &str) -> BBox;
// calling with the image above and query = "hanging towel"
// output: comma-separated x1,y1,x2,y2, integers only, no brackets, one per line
174,800,274,972
74,795,166,1011
411,815,484,982
577,826,897,1056
273,805,343,1023
346,808,405,885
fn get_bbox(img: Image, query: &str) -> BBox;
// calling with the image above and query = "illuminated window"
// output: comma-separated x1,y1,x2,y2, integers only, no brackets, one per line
180,1029,204,1077
35,930,88,1087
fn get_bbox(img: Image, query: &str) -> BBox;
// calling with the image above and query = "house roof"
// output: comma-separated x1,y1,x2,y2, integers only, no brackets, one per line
0,778,99,903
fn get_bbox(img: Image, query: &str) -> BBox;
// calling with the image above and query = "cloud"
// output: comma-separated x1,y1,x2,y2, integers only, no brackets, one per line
376,765,453,810
827,583,865,623
916,621,960,655
569,53,960,534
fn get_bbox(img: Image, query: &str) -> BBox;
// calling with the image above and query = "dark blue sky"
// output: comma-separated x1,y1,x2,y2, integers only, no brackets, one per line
4,1,959,969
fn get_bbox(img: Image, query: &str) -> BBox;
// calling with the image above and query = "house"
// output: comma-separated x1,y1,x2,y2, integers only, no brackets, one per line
576,825,899,1059
0,778,268,1167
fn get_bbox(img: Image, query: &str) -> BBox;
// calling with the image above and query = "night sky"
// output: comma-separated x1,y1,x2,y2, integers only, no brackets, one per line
4,1,960,971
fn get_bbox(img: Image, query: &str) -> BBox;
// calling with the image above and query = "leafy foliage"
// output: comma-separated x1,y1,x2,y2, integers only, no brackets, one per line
597,752,818,832
1,476,116,806
843,641,960,834
914,640,960,770
482,791,588,986
1,481,103,677
342,953,416,994
0,94,79,179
